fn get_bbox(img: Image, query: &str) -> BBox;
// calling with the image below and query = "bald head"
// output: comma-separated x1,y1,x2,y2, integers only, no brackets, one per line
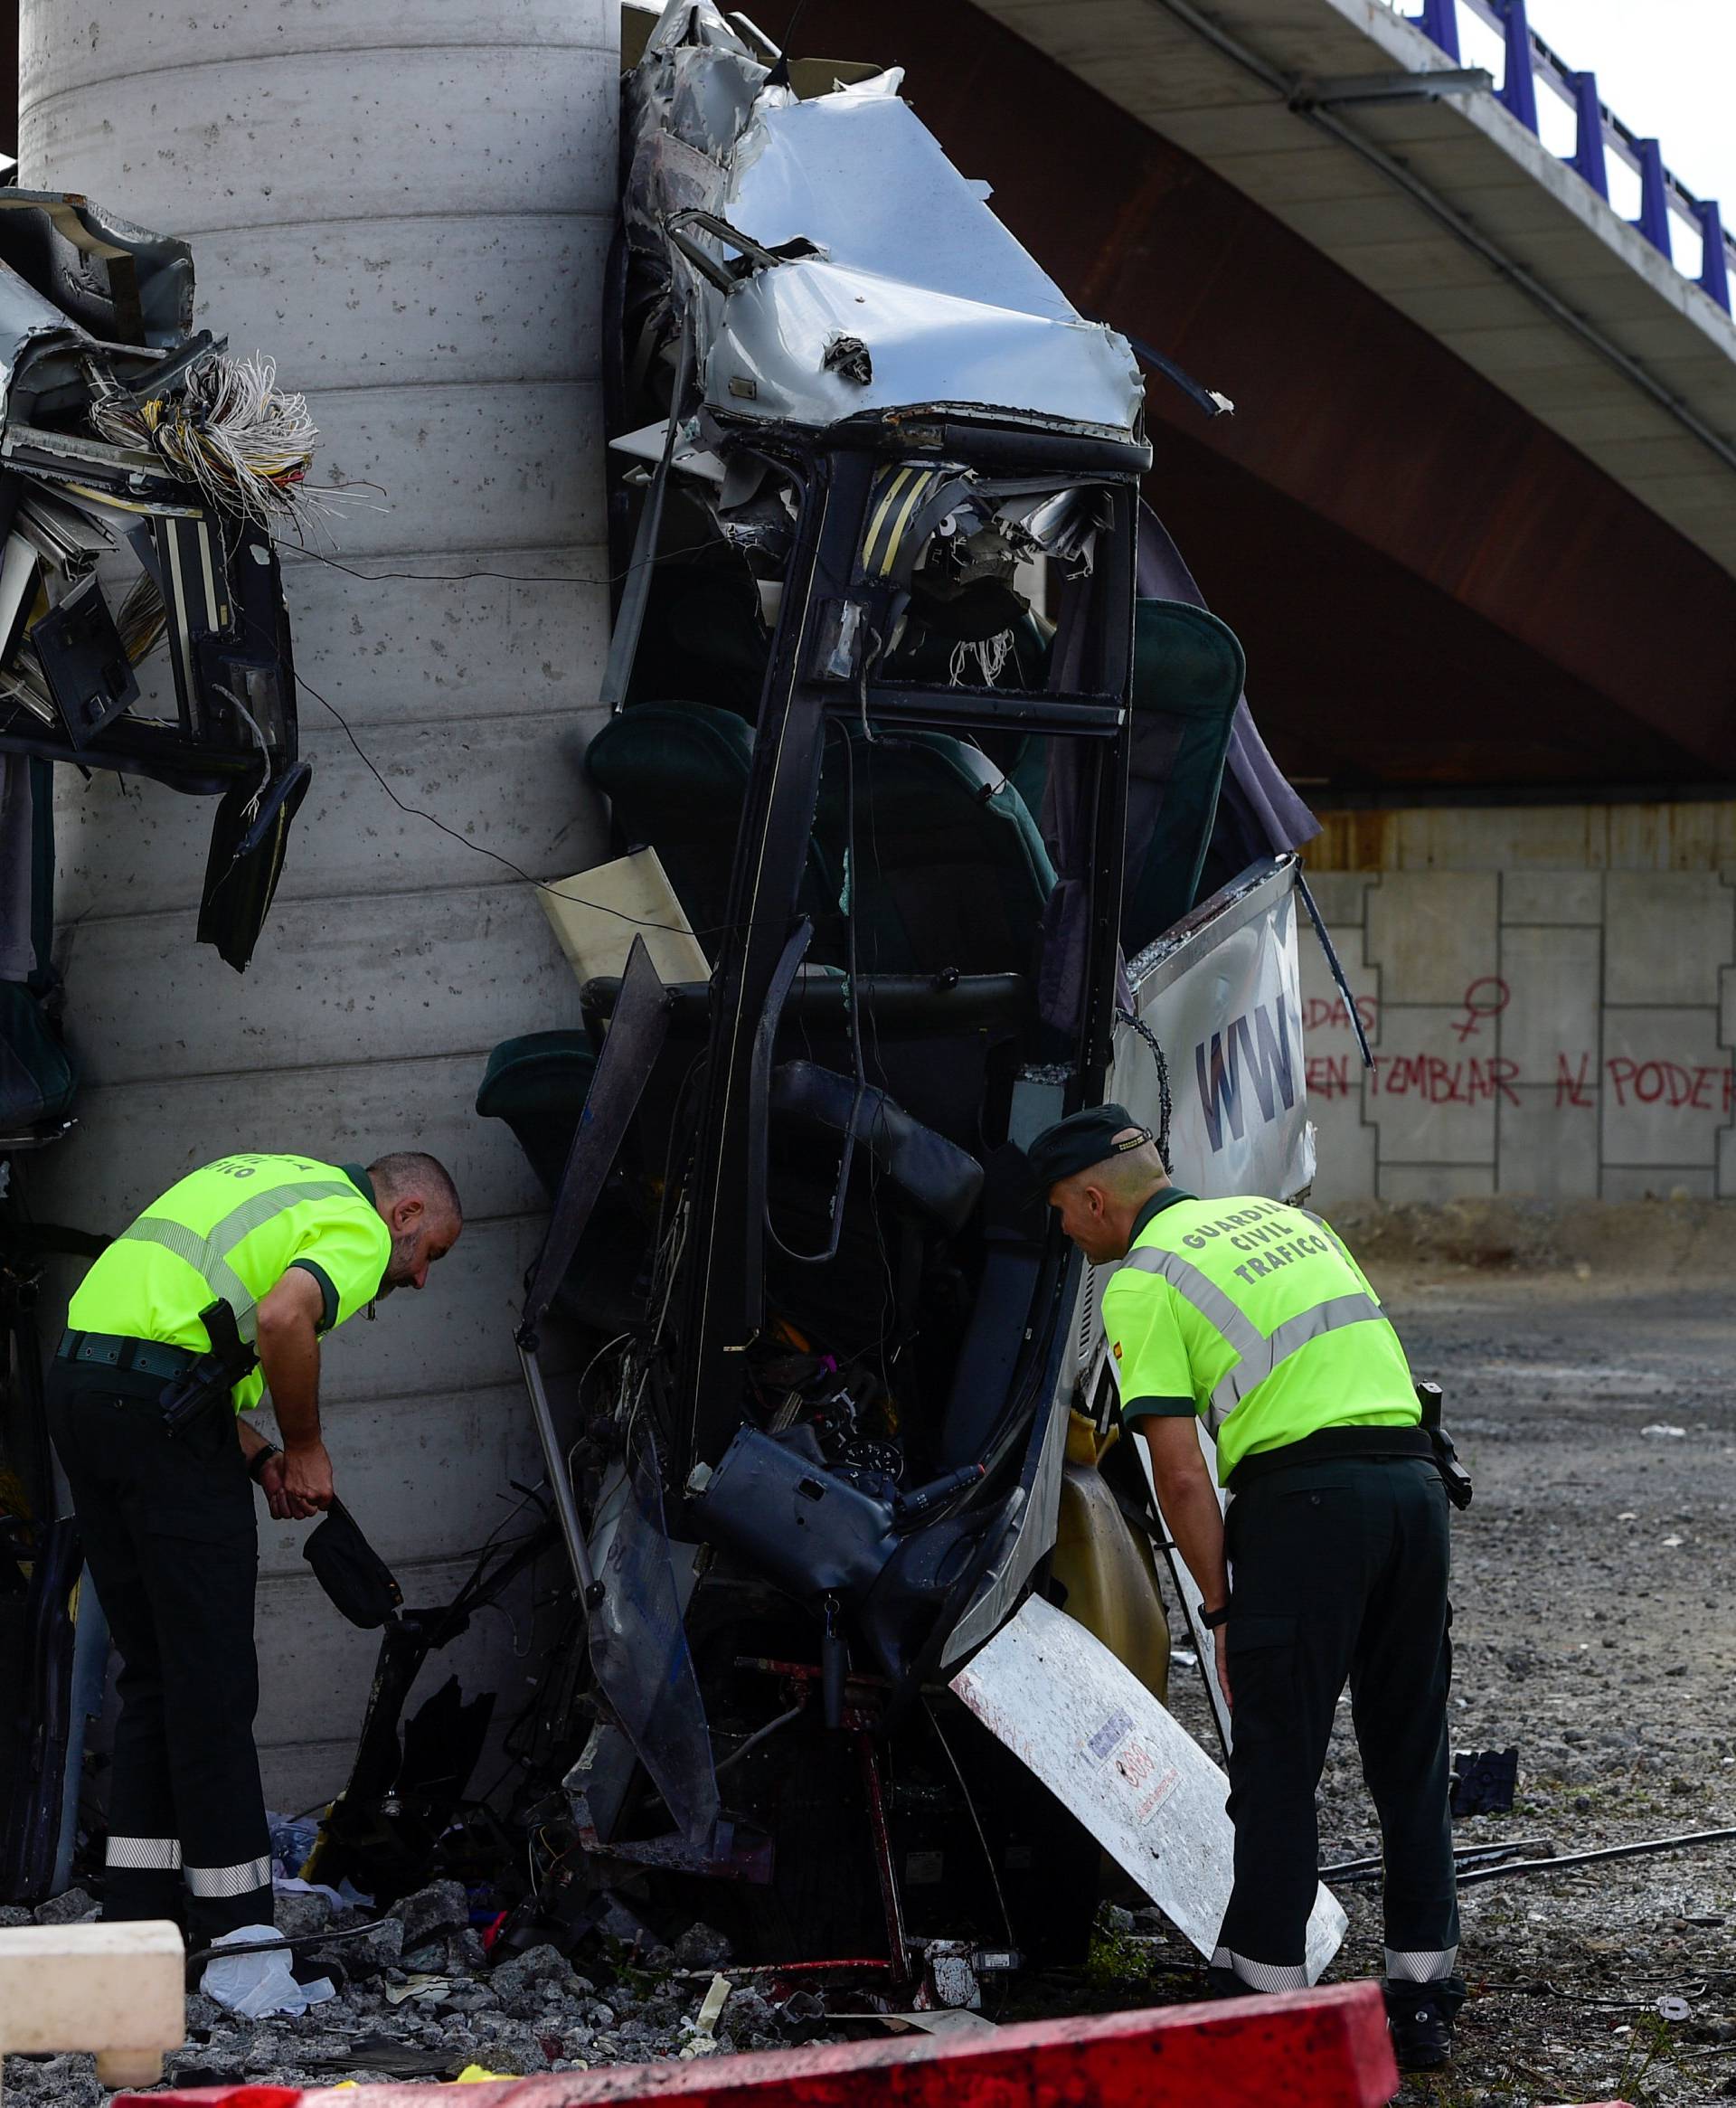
368,1151,462,1296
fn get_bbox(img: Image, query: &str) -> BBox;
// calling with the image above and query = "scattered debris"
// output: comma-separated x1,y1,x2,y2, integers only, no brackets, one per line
1454,1827,1736,1887
0,193,322,973
1451,1746,1520,1817
679,1972,733,2056
201,1924,335,2020
30,1886,96,1926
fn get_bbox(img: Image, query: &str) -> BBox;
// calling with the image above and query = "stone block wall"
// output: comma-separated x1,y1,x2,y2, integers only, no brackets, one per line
1300,807,1736,1206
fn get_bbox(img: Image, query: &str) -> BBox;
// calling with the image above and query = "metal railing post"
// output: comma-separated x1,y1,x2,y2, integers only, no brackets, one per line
1633,137,1673,259
1497,0,1539,134
1413,0,1460,62
1567,71,1609,200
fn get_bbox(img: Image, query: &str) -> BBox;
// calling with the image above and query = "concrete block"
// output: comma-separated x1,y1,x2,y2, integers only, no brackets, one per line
1385,807,1601,872
55,714,605,921
1363,1006,1503,1167
1305,1101,1377,1213
255,1382,542,1574
54,881,585,1087
20,47,618,231
0,1921,184,2089
1376,1165,1497,1203
312,381,607,557
1365,873,1499,1007
1601,1165,1716,1202
34,1055,549,1228
1600,1005,1733,1173
1604,874,1736,1006
1299,910,1380,1056
1295,871,1372,927
1606,802,1736,871
1495,1088,1599,1199
21,0,616,103
1296,916,1378,1203
278,545,612,728
252,1556,536,1761
288,1213,554,1410
1497,923,1599,1080
186,216,610,391
1501,871,1603,924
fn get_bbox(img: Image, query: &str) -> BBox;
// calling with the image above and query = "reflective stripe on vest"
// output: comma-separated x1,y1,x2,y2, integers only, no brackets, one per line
114,1179,360,1346
1113,1244,1384,1437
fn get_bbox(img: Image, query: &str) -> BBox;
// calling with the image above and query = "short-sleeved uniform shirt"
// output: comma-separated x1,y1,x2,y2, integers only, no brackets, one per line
1101,1186,1418,1481
69,1153,392,1412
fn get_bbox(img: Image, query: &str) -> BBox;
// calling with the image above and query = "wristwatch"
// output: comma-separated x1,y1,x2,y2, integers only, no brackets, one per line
247,1442,281,1485
1198,1601,1231,1630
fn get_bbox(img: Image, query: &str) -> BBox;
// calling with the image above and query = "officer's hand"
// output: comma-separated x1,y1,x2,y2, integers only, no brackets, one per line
1214,1628,1233,1711
259,1451,320,1522
281,1440,336,1513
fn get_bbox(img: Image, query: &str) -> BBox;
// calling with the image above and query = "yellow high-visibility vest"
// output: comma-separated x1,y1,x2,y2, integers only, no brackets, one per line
69,1153,392,1411
1103,1187,1418,1481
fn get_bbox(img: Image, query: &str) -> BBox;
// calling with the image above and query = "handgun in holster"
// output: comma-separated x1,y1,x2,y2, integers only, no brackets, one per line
1416,1380,1473,1510
160,1298,259,1438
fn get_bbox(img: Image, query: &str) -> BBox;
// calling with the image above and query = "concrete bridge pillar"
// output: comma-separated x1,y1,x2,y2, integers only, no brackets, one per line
19,3,617,1800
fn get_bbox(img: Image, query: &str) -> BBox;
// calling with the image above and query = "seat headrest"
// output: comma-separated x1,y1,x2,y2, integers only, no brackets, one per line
770,1060,985,1235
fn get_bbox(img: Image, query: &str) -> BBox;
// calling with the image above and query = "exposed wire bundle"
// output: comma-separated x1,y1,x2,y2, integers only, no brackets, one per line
115,572,169,666
91,349,325,530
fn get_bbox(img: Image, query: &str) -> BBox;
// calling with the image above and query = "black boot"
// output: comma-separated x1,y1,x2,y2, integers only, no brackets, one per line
1384,1977,1462,2071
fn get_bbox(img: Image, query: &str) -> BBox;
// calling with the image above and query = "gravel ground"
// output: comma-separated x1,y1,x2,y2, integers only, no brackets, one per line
1029,1253,1736,2107
1346,1264,1736,2107
5,1218,1732,2105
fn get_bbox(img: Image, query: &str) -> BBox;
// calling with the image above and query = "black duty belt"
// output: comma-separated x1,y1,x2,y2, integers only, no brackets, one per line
59,1329,200,1384
1227,1423,1432,1494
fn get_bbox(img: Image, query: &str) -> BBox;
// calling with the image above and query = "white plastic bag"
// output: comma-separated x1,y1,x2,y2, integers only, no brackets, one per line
202,1923,336,2018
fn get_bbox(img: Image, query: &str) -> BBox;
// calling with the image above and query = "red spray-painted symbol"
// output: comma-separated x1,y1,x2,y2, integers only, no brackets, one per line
1450,977,1510,1044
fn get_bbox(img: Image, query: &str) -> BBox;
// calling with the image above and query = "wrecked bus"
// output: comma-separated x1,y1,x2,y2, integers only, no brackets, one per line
353,2,1334,1990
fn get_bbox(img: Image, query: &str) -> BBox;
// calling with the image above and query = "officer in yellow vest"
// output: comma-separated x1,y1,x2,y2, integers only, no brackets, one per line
48,1149,462,1942
1026,1105,1461,2073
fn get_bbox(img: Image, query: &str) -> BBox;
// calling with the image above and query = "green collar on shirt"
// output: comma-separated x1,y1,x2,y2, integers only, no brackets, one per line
343,1162,376,1206
1128,1184,1196,1247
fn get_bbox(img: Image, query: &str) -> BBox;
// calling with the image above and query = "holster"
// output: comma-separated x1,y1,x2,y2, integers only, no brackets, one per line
159,1297,259,1438
1416,1380,1474,1510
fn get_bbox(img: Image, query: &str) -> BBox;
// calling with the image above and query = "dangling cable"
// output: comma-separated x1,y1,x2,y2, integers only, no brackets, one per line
1117,1006,1174,1172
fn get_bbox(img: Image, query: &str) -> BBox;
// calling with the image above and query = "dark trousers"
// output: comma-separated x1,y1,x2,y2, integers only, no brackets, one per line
1214,1454,1458,1992
47,1358,272,1941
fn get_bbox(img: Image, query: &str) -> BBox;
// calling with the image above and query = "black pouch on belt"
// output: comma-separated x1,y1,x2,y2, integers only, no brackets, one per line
302,1498,404,1628
1417,1380,1474,1510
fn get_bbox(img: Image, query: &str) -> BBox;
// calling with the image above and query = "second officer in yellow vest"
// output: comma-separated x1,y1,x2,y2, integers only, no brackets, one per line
1026,1105,1461,2074
49,1149,461,1943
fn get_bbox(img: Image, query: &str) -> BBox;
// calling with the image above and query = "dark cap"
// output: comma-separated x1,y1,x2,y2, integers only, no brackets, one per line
1023,1103,1154,1203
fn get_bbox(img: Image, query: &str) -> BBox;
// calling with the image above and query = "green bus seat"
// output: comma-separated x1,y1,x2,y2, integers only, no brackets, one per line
813,727,1056,978
584,700,844,956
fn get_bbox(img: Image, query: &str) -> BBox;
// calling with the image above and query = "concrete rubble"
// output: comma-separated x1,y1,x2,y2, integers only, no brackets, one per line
1,1886,851,2098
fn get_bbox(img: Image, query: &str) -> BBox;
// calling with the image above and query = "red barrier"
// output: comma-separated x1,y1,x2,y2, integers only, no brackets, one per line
117,1980,1398,2106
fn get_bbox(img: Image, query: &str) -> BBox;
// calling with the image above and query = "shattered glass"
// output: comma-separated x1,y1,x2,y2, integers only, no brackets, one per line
587,1431,722,1851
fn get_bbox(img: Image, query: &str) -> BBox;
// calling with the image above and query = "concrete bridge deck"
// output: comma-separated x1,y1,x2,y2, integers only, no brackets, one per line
972,0,1736,577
